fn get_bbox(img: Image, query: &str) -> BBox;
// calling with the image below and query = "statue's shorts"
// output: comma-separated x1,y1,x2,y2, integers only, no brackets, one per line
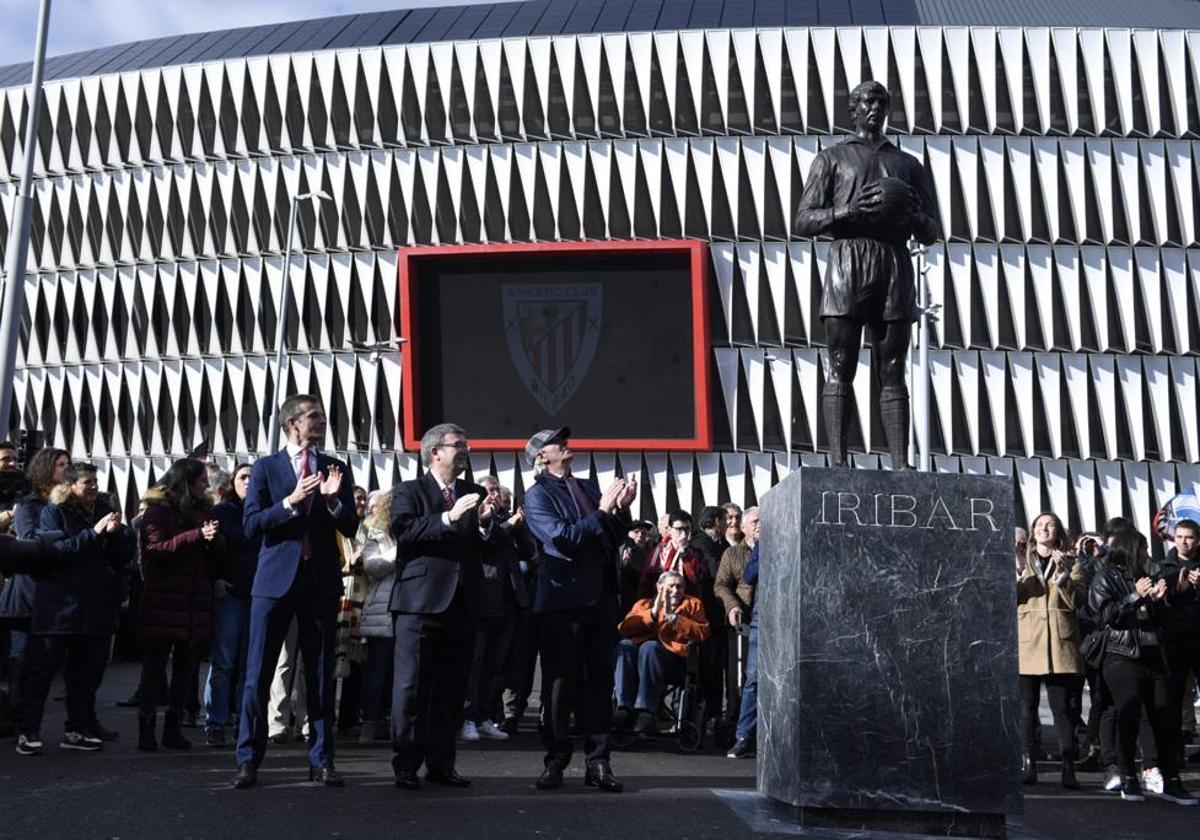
819,237,918,324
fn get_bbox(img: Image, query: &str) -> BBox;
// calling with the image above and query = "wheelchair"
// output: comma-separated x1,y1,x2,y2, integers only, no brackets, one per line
611,641,706,752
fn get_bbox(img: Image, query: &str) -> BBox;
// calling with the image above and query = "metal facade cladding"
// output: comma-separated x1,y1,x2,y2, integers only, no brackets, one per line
0,21,1197,538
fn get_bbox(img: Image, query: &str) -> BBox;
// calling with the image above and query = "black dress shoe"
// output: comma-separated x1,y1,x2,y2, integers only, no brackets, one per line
394,769,421,790
536,764,564,790
231,762,258,789
426,768,471,788
584,762,624,793
308,764,345,787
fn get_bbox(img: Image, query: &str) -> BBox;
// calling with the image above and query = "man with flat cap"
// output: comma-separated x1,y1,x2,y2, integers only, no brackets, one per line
522,427,636,792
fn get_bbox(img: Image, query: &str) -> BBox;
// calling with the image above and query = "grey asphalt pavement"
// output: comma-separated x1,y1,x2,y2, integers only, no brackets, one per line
0,662,1197,839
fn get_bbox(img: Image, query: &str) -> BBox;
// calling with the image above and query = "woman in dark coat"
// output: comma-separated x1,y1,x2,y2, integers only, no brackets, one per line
136,458,222,751
2,448,69,721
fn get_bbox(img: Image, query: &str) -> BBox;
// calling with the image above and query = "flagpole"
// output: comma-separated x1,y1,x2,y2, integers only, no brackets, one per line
0,0,53,439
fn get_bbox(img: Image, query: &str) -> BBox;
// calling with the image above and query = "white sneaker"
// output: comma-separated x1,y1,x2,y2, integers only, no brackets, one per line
1103,765,1122,792
14,734,43,756
1142,766,1164,795
460,721,480,741
477,720,510,741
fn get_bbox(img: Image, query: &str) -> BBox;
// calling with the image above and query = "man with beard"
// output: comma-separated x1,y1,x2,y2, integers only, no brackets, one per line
389,423,496,790
523,427,636,793
233,395,359,789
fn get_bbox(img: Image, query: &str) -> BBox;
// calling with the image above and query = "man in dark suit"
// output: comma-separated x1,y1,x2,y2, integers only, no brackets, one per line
232,394,359,789
522,427,636,793
389,422,496,790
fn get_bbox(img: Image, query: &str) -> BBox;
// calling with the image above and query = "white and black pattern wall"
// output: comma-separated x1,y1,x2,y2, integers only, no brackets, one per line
0,7,1198,542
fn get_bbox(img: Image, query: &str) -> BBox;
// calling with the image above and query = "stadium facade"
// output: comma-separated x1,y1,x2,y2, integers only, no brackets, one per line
0,0,1199,540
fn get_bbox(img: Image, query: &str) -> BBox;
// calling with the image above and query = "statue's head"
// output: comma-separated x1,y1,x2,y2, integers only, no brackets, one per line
848,80,890,133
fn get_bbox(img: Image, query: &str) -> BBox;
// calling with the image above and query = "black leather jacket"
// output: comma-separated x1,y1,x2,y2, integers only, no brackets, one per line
1088,564,1165,660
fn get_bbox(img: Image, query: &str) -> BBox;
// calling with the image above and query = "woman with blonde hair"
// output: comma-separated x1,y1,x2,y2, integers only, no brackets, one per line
1016,511,1086,788
357,489,396,744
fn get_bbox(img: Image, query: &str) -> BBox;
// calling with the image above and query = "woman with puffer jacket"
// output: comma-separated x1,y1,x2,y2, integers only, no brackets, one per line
136,459,222,752
1089,530,1196,805
357,490,395,744
1016,512,1086,788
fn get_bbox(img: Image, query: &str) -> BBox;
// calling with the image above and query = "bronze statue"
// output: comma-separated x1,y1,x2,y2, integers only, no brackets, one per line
794,80,941,468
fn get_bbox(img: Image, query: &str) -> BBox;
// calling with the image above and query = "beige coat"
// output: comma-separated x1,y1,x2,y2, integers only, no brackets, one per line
1016,554,1086,675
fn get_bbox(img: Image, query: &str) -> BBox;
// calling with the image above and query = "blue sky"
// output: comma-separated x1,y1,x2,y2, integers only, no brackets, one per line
0,0,495,65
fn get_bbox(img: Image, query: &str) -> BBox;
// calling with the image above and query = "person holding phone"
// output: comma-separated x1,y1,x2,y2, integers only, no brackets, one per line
1090,529,1196,804
1016,512,1086,788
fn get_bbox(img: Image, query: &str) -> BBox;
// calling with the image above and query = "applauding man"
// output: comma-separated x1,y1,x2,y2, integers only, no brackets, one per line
523,428,636,793
233,395,359,789
389,423,496,790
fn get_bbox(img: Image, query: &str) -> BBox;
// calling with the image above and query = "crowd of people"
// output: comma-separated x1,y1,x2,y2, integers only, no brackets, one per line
0,402,762,793
1016,512,1200,805
2,397,1198,806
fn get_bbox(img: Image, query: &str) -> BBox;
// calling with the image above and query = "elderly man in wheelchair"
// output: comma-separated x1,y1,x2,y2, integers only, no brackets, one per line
613,570,711,740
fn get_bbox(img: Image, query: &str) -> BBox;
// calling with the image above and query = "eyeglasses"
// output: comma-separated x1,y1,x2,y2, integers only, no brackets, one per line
438,440,469,451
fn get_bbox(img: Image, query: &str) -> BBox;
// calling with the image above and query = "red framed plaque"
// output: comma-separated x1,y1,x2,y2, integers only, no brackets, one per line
398,239,712,452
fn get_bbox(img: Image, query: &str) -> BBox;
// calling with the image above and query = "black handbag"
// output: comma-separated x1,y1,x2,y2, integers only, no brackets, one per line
0,573,33,630
1080,630,1107,669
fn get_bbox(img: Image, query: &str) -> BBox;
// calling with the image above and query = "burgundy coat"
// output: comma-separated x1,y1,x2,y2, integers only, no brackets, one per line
137,497,219,644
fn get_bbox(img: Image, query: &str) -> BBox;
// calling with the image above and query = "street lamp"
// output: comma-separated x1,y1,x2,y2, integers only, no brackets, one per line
265,190,333,453
346,337,406,490
910,243,940,472
0,0,53,440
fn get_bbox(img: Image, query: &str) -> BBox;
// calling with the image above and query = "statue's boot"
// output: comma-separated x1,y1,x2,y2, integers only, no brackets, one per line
879,385,911,470
822,382,851,467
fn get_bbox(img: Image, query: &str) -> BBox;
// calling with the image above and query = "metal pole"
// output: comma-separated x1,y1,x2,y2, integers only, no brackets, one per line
265,197,301,454
0,0,53,439
366,350,379,490
916,246,931,472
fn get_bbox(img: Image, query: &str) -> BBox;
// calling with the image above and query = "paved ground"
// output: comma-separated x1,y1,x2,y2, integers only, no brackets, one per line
0,662,1198,839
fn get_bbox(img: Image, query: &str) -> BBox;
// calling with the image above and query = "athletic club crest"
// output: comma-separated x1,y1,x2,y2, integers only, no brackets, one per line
502,283,603,415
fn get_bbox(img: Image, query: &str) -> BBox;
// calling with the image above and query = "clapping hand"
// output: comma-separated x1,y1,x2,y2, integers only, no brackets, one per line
201,519,219,541
599,478,626,514
448,493,481,524
288,473,322,507
478,497,496,524
92,512,121,534
1150,578,1168,601
1135,577,1155,599
617,475,638,509
319,464,343,500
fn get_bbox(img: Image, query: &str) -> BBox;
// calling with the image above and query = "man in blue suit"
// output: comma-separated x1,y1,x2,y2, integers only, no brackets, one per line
522,427,636,793
389,422,497,790
232,394,359,789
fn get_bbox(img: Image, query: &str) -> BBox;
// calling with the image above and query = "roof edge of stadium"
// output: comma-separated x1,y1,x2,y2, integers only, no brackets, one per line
3,0,1200,90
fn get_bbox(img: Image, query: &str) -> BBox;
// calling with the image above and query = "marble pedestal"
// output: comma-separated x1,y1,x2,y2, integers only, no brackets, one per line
757,467,1021,837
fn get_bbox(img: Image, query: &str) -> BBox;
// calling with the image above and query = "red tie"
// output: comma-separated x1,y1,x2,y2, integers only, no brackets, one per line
300,448,313,560
442,484,454,512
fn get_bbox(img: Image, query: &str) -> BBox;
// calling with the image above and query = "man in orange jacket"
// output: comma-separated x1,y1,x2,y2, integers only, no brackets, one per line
614,571,710,736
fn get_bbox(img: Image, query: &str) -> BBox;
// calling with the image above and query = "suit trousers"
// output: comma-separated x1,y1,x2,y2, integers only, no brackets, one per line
268,618,307,738
390,587,475,775
539,597,617,770
236,566,337,768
